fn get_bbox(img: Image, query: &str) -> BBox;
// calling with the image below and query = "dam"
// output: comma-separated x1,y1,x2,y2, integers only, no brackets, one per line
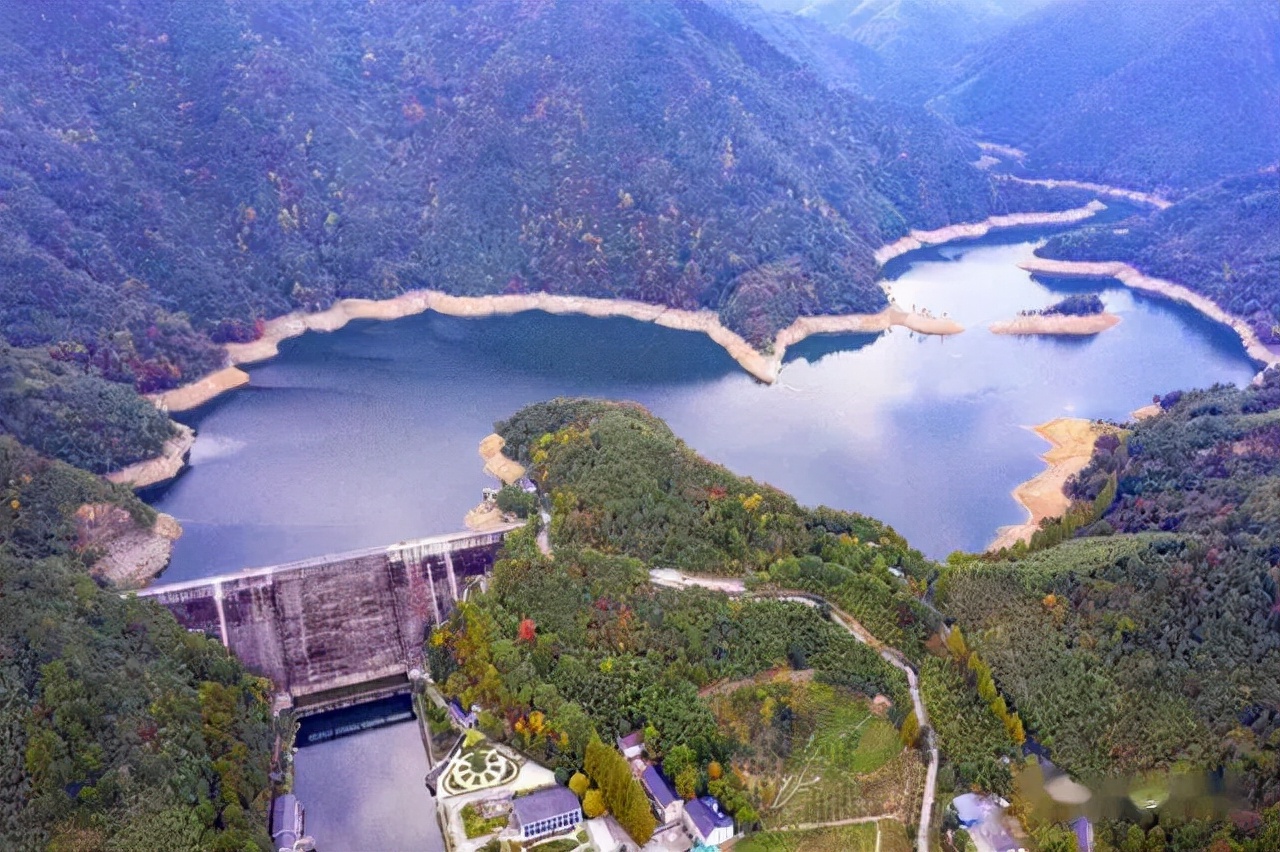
136,526,520,714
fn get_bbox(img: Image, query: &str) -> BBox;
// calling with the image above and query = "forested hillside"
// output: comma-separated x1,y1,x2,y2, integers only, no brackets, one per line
732,0,1050,99
0,0,1013,389
0,343,175,473
939,372,1280,840
1040,171,1280,345
0,438,275,849
931,0,1280,191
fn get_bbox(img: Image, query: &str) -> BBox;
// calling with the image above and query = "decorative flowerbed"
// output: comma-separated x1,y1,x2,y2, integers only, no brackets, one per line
440,745,519,795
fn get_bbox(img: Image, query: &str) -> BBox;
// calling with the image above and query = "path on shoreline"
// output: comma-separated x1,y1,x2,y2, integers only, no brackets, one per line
649,570,940,852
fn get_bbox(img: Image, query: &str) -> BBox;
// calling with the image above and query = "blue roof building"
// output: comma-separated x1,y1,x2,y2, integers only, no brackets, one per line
683,796,734,847
512,786,583,841
640,765,683,825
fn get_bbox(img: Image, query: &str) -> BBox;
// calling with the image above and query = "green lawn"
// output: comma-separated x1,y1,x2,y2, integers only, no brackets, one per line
734,823,878,852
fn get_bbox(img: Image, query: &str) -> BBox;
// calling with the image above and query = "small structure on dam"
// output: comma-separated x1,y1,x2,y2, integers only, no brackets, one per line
136,526,520,713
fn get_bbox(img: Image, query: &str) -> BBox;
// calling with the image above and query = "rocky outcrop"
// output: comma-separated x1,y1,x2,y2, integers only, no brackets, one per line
106,423,196,489
75,503,182,589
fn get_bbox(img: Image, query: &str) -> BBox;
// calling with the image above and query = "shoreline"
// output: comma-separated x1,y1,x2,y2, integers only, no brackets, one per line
154,292,963,412
106,423,197,489
995,175,1171,209
1019,257,1280,370
988,418,1111,552
989,312,1121,336
873,200,1105,265
148,200,1118,415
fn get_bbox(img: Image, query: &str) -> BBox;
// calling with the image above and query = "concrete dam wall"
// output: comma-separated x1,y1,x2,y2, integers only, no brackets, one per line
136,527,518,711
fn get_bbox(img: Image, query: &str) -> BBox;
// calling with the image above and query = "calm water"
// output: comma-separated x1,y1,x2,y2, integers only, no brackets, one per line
148,235,1257,580
292,720,443,851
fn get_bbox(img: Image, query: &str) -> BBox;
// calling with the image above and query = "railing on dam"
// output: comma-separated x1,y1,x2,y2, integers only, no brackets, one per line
132,524,523,710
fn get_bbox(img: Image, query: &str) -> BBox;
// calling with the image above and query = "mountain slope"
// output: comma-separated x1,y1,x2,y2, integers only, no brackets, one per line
933,0,1280,191
1040,170,1280,345
0,0,1004,387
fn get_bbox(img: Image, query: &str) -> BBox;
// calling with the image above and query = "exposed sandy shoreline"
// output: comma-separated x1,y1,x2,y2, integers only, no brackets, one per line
989,312,1121,336
988,418,1112,552
873,200,1106,265
106,423,196,489
478,433,526,485
152,367,249,413
996,175,1171,209
1019,257,1280,370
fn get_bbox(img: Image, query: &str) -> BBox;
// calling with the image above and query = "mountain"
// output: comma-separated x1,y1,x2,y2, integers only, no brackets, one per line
940,372,1280,832
1039,170,1280,345
0,0,1008,390
932,0,1280,191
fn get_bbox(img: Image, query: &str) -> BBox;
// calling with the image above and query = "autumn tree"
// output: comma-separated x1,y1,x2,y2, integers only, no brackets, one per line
583,789,606,819
569,772,590,799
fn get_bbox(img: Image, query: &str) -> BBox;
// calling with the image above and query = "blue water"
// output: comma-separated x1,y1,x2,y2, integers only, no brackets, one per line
148,235,1257,578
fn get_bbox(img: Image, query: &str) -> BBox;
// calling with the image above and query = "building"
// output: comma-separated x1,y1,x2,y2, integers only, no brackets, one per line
448,698,478,728
683,796,734,847
951,793,1026,852
616,730,644,760
512,786,583,841
640,765,683,825
516,477,538,494
270,794,304,852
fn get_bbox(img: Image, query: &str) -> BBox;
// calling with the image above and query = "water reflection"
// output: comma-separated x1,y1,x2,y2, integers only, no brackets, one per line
149,235,1257,577
293,719,444,852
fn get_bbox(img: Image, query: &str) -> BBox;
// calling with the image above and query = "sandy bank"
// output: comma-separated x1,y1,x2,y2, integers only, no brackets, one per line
989,312,1121,336
479,433,526,485
76,503,182,590
152,367,249,413
1130,403,1161,420
106,423,196,489
874,200,1106,266
996,175,1171,209
1019,257,1280,370
988,418,1112,552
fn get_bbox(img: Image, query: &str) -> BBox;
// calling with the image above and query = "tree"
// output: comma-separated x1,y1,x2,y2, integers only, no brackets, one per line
583,789,606,819
569,772,590,799
945,625,968,661
518,618,537,644
900,710,920,748
675,765,699,800
707,760,723,781
663,745,696,782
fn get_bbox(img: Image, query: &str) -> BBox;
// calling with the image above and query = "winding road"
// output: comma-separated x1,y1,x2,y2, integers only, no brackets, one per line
649,569,940,852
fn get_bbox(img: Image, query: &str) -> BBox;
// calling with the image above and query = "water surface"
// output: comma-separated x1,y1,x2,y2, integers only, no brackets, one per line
149,235,1256,577
292,721,443,852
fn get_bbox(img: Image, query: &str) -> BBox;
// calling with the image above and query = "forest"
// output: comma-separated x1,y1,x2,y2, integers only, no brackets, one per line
0,437,275,850
0,343,175,473
432,399,943,835
939,370,1280,847
0,0,1053,393
929,0,1280,192
1040,171,1280,345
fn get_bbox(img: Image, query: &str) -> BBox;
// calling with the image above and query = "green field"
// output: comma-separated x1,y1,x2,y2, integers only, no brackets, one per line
733,819,915,852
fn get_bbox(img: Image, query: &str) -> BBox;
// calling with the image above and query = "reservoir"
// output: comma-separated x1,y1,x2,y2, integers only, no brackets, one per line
147,231,1257,578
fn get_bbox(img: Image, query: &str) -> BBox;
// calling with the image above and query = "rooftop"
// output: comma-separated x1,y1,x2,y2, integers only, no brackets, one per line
641,766,679,809
685,796,733,838
617,730,644,751
512,786,581,826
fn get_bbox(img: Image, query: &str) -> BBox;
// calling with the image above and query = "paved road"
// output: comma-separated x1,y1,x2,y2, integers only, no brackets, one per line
649,570,940,852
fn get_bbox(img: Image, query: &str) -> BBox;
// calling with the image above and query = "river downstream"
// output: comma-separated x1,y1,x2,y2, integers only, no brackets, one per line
147,229,1256,578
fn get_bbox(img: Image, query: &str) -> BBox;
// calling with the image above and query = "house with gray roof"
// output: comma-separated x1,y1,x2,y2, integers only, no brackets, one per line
512,785,583,841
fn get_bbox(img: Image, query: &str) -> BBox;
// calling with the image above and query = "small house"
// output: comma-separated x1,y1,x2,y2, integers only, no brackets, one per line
683,796,734,847
640,765,683,825
516,477,538,494
616,730,644,760
512,786,583,841
270,794,304,852
448,698,478,729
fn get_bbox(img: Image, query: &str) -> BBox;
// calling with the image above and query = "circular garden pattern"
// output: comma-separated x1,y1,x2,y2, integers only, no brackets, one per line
440,745,519,795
